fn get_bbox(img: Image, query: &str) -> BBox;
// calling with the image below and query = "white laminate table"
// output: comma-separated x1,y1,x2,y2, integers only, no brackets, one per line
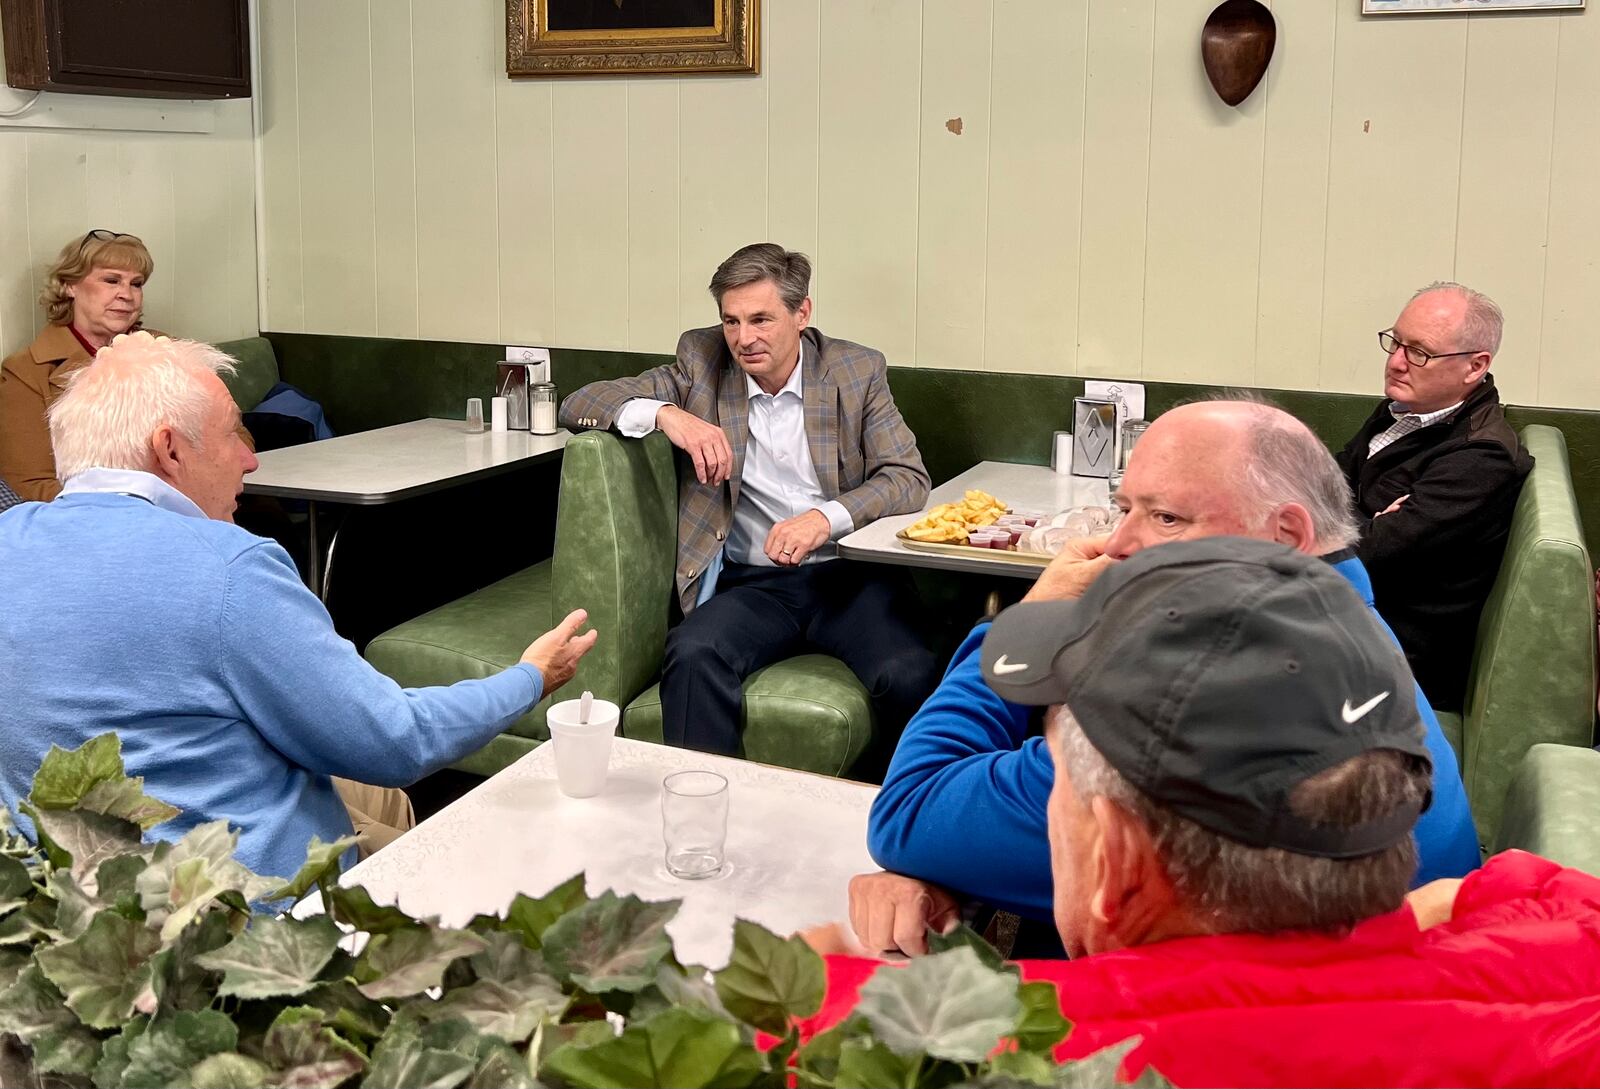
310,738,877,969
838,461,1111,579
242,418,571,596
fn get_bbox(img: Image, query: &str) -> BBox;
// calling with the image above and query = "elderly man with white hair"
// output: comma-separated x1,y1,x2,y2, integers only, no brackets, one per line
0,332,596,879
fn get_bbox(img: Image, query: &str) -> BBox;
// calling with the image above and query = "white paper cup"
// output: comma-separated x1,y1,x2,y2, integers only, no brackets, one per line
546,698,620,798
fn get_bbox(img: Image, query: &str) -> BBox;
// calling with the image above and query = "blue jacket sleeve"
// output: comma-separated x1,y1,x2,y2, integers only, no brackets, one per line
218,540,543,786
867,622,1056,921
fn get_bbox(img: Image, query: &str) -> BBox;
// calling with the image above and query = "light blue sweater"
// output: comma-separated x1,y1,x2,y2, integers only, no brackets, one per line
0,480,542,880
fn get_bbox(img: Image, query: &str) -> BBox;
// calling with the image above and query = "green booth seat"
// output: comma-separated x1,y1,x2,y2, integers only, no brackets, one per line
1494,744,1600,877
365,430,875,778
1438,424,1596,850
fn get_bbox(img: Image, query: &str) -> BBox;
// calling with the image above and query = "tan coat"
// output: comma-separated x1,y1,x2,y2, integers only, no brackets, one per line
0,324,95,502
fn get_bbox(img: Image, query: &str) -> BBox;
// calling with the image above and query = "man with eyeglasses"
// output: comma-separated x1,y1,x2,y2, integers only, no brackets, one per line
1334,281,1532,711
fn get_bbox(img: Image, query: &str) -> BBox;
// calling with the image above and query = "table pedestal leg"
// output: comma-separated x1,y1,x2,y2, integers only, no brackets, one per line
306,500,322,598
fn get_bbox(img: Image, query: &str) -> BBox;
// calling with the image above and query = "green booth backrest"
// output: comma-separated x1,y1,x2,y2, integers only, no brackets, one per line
549,430,679,711
215,336,281,413
1462,424,1597,844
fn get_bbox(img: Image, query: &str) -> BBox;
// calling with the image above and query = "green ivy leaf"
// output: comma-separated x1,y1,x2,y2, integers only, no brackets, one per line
78,776,182,831
188,1051,272,1089
98,852,149,907
0,897,58,946
465,1039,540,1089
0,948,29,992
419,975,567,1044
264,835,358,903
0,854,31,901
987,1047,1057,1086
45,868,99,939
92,1016,148,1088
497,873,591,950
362,1020,475,1089
121,1008,238,1089
926,923,1010,974
854,946,1020,1063
541,890,680,995
138,909,235,1016
632,963,730,1024
0,963,76,1042
28,733,125,809
34,908,160,1029
195,914,343,1000
540,1005,767,1089
328,883,416,934
260,1005,368,1088
1051,1037,1176,1088
301,979,392,1041
467,930,548,986
29,1020,103,1077
137,822,280,941
355,925,488,1001
1013,980,1071,1054
834,1037,918,1089
713,919,825,1036
27,806,144,883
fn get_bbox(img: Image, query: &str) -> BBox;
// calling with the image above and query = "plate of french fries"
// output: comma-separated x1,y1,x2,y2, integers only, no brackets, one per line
896,490,1054,565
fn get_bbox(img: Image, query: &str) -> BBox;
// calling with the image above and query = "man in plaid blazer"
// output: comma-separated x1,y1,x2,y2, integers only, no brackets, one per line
560,243,939,764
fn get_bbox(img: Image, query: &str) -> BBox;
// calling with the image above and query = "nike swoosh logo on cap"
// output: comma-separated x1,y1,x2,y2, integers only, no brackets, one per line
1341,691,1391,724
992,655,1029,676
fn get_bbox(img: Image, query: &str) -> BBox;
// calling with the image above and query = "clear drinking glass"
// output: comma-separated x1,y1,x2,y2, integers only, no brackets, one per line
464,397,485,433
662,770,729,879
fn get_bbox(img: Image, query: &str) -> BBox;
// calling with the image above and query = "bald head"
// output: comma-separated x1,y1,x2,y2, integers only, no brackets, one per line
1105,399,1359,560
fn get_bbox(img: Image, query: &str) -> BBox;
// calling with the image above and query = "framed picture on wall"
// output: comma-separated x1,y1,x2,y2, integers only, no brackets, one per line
1363,0,1580,12
507,0,759,77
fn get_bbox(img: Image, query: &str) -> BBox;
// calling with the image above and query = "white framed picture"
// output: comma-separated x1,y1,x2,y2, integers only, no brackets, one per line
1364,0,1581,12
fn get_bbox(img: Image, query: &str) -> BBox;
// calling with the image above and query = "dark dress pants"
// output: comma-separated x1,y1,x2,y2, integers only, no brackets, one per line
659,559,939,771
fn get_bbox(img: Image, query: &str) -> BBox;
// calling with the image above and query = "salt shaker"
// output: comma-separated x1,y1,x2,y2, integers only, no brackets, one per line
530,381,558,435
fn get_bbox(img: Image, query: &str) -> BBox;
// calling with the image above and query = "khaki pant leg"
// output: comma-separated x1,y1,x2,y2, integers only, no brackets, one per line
332,777,417,858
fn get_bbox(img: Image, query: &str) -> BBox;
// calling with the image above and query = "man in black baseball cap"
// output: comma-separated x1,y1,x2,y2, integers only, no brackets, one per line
982,535,1432,955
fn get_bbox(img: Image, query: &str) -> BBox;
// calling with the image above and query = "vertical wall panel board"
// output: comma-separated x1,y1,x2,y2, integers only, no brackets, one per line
411,0,499,342
984,0,1087,378
171,132,232,340
914,0,991,370
1142,0,1264,388
84,141,124,237
627,82,681,353
294,0,377,335
371,0,422,341
767,0,822,294
678,76,767,333
23,134,87,324
0,136,34,350
1541,9,1600,410
1076,0,1157,378
495,56,557,346
552,82,629,350
1454,15,1558,407
111,138,176,329
1254,0,1336,393
1320,8,1466,394
220,103,261,340
259,0,304,330
816,0,921,365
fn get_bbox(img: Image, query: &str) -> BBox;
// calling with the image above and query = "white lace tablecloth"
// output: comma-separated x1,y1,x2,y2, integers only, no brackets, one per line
330,738,879,968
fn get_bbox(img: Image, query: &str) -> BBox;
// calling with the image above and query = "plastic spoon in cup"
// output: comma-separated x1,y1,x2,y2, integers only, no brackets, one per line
579,690,593,725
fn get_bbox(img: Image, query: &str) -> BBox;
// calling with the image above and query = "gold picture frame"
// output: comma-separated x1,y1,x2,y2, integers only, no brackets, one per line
507,0,759,78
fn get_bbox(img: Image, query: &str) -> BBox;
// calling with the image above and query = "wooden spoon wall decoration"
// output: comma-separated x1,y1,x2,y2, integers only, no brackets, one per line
1202,0,1276,107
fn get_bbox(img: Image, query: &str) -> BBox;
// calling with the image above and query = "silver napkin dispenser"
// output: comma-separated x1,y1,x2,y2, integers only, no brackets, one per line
1071,397,1118,478
496,362,531,431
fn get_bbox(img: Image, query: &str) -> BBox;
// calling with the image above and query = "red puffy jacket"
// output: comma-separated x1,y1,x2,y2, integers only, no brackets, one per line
809,852,1600,1087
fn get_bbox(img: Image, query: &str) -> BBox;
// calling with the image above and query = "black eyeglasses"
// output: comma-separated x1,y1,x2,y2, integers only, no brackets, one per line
1377,329,1485,368
76,228,133,257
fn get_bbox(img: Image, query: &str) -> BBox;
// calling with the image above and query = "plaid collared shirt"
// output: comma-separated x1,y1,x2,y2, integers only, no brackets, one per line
0,476,23,514
1367,400,1465,458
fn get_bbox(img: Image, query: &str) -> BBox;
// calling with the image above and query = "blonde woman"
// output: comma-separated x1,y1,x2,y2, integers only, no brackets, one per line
0,230,157,500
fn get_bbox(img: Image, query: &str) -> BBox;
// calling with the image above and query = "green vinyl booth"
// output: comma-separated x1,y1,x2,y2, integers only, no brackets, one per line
364,430,875,778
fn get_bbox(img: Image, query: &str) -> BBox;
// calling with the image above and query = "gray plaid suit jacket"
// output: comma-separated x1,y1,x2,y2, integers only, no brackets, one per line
560,326,930,614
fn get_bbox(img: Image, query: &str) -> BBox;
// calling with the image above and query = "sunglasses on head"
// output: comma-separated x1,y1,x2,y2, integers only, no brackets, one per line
76,229,135,258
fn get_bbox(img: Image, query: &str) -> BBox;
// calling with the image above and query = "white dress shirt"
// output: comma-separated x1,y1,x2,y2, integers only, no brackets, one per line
615,344,854,593
60,467,207,520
